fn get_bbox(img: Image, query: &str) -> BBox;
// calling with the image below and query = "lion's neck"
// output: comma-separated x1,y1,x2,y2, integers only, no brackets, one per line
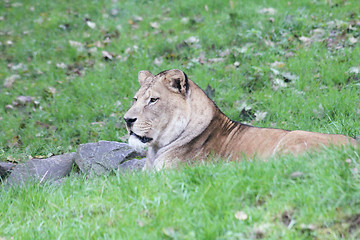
184,108,250,160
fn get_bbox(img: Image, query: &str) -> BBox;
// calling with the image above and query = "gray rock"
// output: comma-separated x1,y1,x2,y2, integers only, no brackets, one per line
74,141,141,175
119,158,146,172
5,153,76,187
0,162,16,179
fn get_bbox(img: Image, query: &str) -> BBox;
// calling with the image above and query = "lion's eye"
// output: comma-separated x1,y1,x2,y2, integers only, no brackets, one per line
149,98,159,104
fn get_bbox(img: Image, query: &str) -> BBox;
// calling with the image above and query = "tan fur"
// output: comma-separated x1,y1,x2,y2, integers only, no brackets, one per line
124,69,358,170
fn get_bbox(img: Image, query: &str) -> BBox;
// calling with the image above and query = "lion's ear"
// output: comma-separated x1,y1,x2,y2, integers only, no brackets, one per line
163,69,189,96
138,70,153,86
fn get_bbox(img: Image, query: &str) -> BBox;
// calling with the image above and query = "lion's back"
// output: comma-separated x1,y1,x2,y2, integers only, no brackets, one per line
275,130,357,155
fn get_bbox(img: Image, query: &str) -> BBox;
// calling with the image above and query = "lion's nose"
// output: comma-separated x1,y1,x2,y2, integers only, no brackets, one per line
124,117,137,128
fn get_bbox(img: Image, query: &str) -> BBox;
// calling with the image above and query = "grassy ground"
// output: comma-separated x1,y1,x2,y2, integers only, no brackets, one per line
1,149,360,239
0,0,359,239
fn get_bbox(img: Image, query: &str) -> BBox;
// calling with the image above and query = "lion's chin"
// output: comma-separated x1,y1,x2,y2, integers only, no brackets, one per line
128,135,148,154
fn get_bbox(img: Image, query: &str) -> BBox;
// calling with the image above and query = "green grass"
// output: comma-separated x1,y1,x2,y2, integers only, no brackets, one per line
0,0,360,239
1,148,360,239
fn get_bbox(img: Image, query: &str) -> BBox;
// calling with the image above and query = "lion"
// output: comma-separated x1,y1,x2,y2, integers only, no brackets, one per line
124,69,358,170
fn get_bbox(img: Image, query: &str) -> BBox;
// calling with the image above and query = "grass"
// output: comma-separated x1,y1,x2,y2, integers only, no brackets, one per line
0,0,359,239
1,148,360,239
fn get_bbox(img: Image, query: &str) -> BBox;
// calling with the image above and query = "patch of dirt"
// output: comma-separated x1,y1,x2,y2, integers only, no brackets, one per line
281,210,293,227
322,213,360,238
347,214,360,233
255,198,266,206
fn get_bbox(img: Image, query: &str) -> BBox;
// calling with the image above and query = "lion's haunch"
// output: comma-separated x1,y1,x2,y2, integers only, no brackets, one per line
124,69,358,170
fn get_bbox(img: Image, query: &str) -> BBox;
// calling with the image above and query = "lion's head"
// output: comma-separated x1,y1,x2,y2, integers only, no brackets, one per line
124,69,191,152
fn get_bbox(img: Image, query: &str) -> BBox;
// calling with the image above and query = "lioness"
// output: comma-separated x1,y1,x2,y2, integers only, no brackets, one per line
124,69,357,170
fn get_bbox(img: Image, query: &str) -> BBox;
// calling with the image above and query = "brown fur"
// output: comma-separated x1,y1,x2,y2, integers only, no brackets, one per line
124,69,357,170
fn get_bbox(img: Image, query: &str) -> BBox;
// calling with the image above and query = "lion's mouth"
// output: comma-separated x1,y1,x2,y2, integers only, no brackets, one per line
130,131,153,143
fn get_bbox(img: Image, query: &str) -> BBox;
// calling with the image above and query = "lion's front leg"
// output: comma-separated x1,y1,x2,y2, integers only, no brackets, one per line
149,154,180,171
142,155,168,171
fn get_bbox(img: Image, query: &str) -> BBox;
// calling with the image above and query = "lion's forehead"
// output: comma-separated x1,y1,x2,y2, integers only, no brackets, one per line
135,83,165,99
135,88,149,99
